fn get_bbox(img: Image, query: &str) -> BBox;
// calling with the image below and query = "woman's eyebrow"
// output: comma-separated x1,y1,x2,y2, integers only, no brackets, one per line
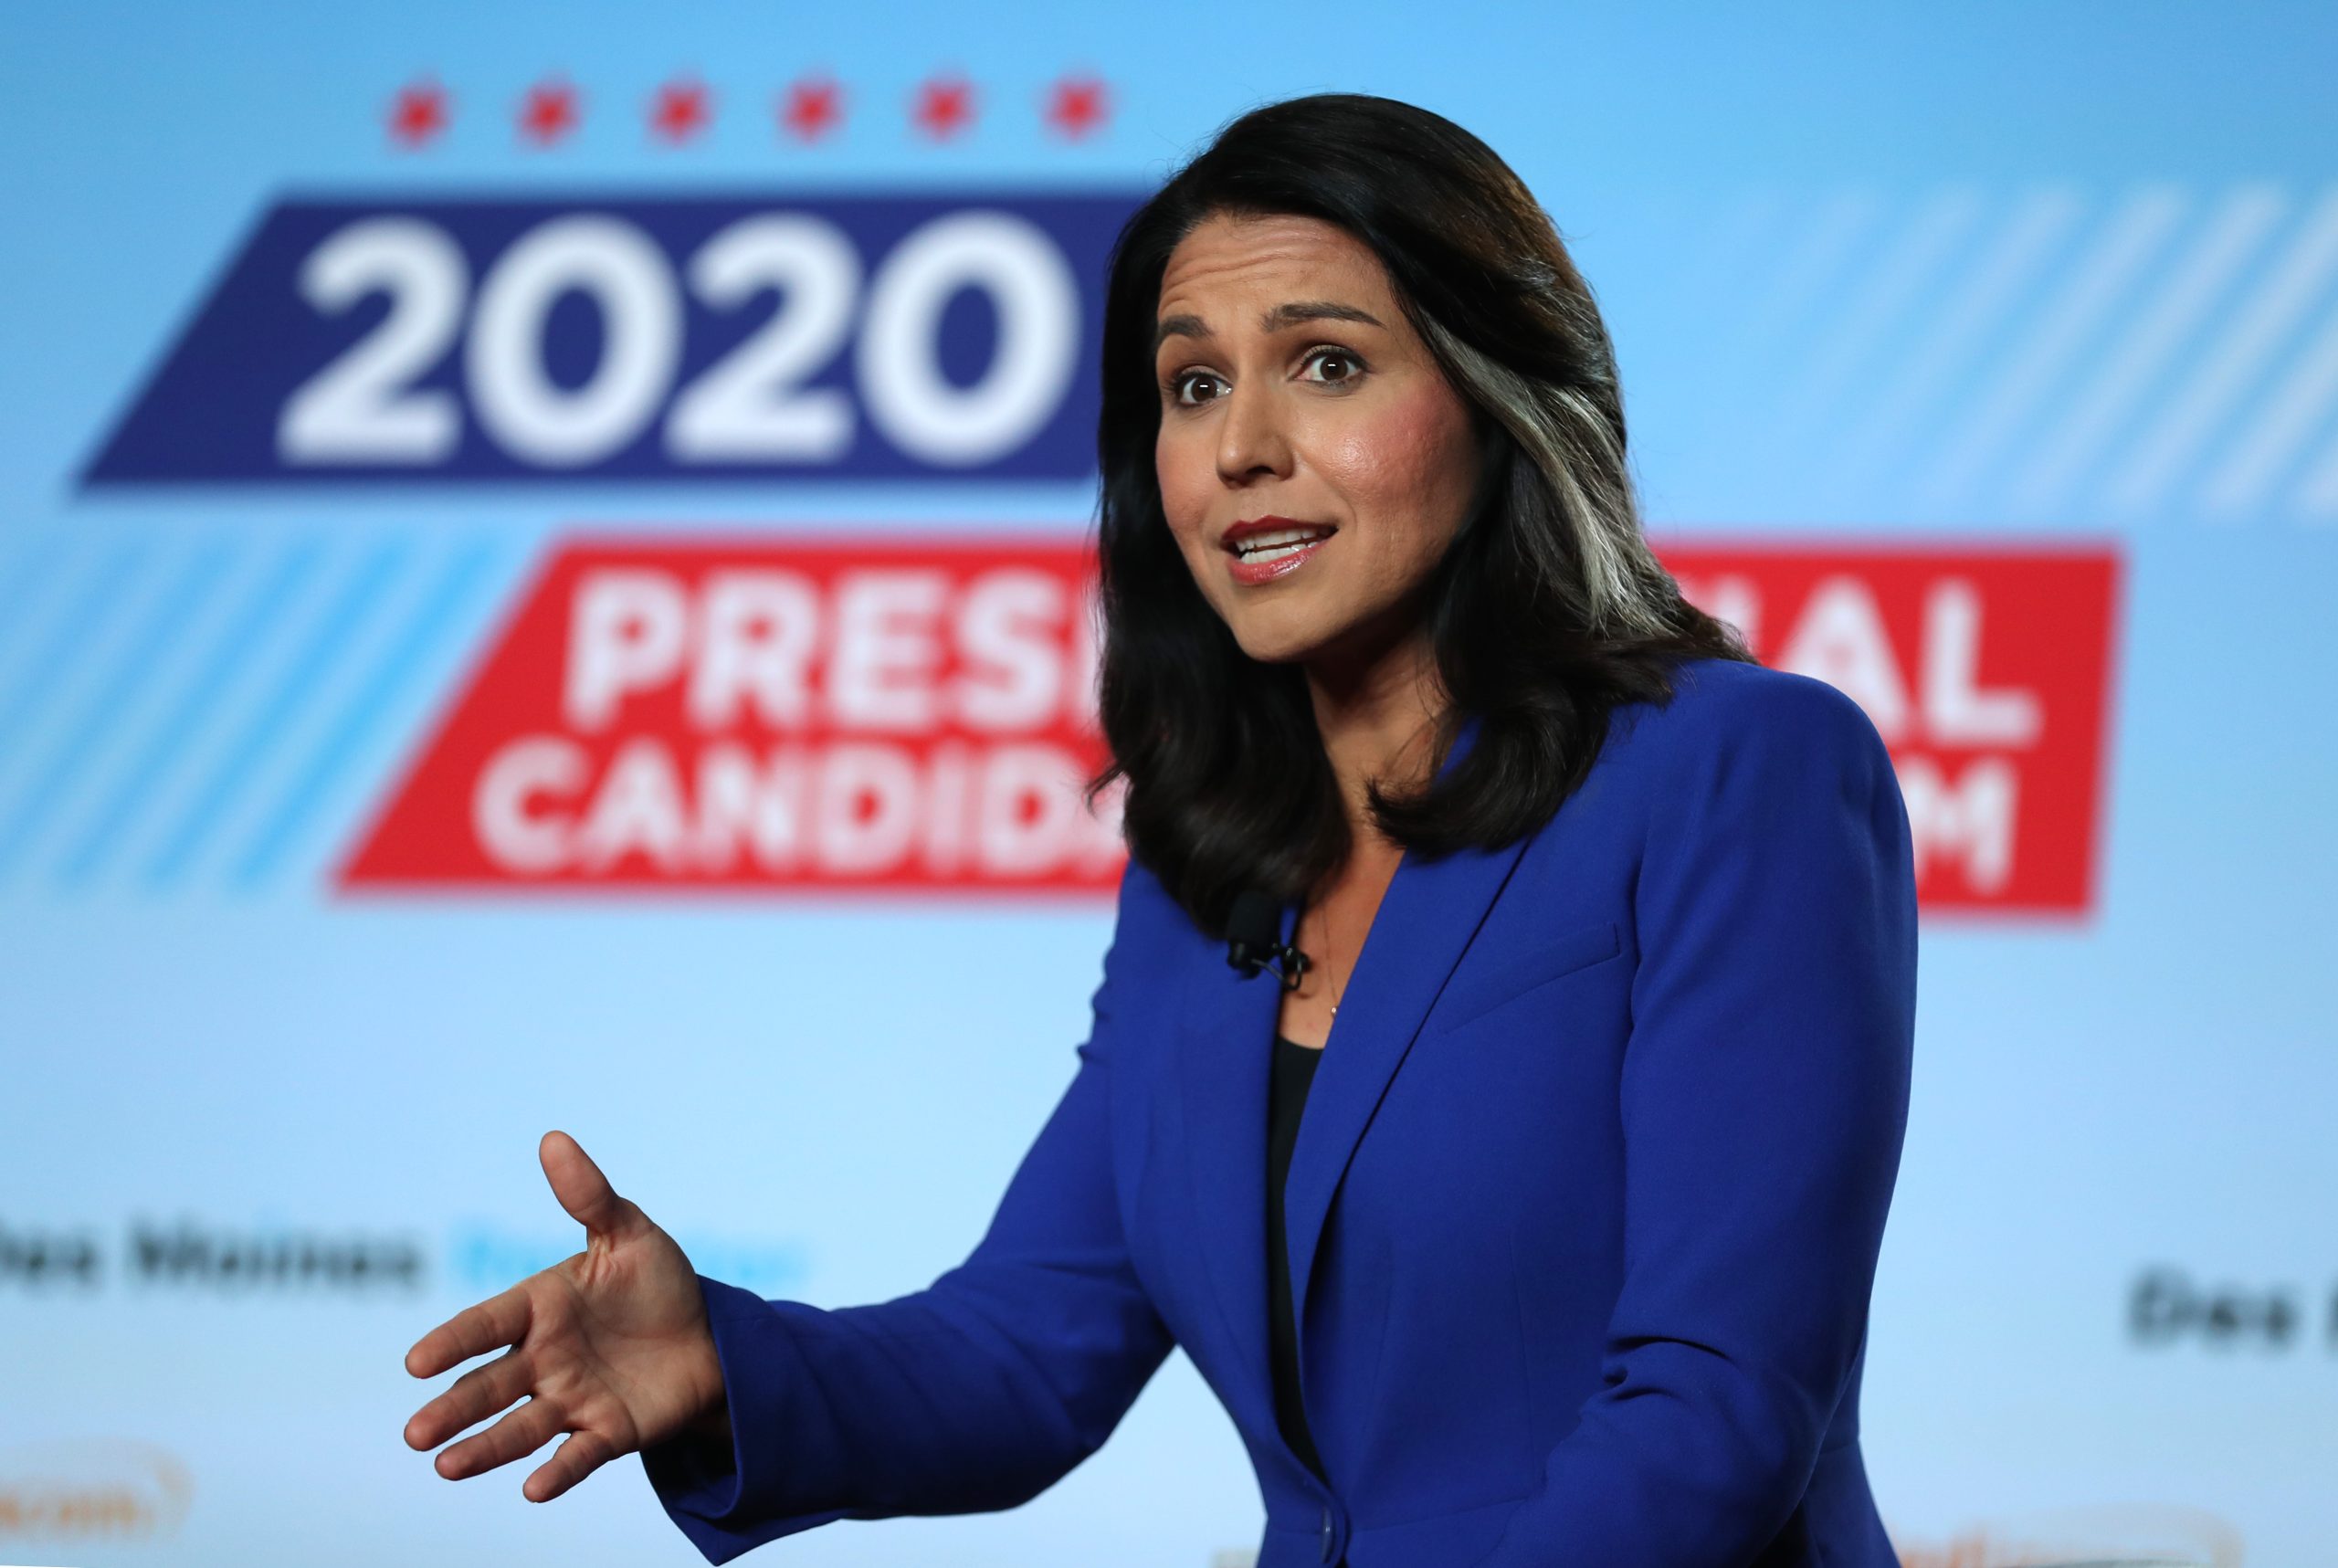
1153,300,1386,353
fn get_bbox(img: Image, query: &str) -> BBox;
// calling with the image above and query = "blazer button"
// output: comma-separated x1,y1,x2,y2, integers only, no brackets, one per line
1319,1505,1334,1563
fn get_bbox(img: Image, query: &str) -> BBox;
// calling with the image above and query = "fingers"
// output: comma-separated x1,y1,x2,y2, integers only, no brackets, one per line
432,1394,564,1484
539,1129,625,1236
522,1427,617,1503
404,1346,533,1452
405,1281,532,1380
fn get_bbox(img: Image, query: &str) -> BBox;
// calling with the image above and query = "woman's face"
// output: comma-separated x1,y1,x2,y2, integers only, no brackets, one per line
1153,211,1480,675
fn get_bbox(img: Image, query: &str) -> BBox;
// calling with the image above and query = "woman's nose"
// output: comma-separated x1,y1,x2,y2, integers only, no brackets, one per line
1215,381,1294,485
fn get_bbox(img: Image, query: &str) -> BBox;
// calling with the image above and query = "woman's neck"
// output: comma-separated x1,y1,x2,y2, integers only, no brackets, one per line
1304,626,1445,847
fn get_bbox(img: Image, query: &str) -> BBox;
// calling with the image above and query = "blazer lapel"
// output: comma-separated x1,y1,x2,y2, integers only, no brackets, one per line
1175,717,1534,1456
1282,826,1532,1336
1177,892,1300,1441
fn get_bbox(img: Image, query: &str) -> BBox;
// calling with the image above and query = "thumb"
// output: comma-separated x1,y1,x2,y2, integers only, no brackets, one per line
540,1130,627,1237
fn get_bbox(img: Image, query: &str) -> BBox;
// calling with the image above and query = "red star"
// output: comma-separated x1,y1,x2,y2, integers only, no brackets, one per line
912,74,974,141
1044,73,1109,140
519,77,579,146
778,74,843,142
649,76,711,143
388,79,448,148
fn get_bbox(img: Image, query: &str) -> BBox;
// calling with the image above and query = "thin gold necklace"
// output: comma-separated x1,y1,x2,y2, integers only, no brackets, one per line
1314,900,1350,1019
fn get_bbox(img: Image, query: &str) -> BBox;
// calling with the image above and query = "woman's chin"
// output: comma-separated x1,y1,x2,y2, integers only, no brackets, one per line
1227,605,1420,686
1227,622,1332,668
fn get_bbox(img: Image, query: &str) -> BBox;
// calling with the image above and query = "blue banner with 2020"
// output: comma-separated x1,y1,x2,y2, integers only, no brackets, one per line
85,192,1137,485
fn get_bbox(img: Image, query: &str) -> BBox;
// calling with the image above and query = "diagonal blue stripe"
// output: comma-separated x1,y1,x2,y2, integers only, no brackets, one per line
0,545,235,876
142,541,411,889
55,542,326,886
0,542,141,756
0,534,70,655
232,540,503,889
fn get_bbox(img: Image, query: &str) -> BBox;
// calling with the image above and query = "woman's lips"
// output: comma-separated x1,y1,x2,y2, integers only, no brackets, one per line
1224,524,1335,585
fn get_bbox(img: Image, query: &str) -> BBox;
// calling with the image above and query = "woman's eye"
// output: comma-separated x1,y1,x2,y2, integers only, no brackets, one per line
1167,371,1224,406
1302,348,1364,386
1159,350,1365,408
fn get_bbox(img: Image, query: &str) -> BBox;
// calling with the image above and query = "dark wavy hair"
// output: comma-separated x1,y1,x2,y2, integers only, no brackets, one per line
1088,93,1753,937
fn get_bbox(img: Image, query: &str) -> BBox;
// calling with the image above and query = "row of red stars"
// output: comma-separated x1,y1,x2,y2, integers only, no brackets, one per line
389,73,1109,148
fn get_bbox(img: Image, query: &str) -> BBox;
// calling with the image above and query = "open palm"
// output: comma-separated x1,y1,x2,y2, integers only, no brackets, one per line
402,1131,728,1502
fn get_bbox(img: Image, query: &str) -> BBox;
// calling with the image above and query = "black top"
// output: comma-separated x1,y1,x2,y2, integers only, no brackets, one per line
1267,1032,1330,1483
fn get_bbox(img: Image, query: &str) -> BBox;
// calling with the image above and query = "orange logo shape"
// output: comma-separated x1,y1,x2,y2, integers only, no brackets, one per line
1890,1504,2243,1568
0,1438,192,1541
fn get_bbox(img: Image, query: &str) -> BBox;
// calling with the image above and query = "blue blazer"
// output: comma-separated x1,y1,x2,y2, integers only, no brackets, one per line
642,658,1918,1568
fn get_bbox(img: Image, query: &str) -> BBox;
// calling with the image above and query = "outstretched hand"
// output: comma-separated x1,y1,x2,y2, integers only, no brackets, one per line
403,1131,729,1501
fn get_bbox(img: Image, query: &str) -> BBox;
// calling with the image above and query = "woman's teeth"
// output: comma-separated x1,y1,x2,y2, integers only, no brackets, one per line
1233,527,1332,561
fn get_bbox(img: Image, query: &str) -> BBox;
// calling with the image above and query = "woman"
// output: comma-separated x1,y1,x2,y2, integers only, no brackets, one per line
403,93,1916,1568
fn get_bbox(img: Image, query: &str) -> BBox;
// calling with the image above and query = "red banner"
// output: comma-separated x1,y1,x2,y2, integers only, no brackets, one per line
341,537,1122,892
343,534,2118,913
1662,542,2119,915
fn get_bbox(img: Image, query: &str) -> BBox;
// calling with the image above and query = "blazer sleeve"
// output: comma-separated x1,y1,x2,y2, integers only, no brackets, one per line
637,866,1176,1564
1475,670,1918,1567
